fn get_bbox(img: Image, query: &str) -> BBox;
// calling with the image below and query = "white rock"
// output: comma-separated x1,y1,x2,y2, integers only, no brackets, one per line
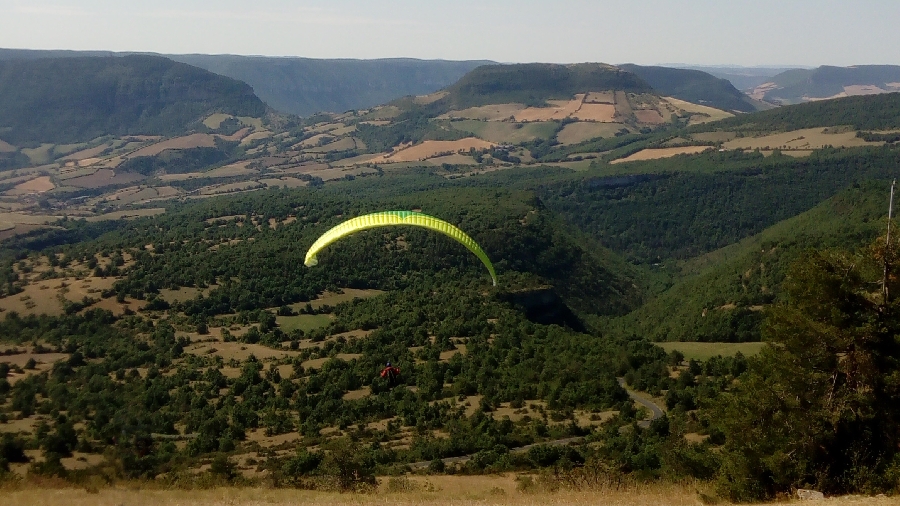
797,489,825,501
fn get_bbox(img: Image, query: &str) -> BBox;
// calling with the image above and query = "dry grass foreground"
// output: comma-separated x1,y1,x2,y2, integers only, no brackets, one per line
3,477,897,506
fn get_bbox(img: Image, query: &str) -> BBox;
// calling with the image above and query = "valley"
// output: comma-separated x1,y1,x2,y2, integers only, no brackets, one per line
0,52,899,504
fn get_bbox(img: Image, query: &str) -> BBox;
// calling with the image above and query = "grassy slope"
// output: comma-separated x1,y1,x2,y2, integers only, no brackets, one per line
608,183,889,342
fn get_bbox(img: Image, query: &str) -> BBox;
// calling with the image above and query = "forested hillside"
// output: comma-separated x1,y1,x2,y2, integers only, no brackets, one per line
170,55,493,116
437,63,653,109
0,49,492,117
0,55,267,144
2,57,900,500
619,64,758,112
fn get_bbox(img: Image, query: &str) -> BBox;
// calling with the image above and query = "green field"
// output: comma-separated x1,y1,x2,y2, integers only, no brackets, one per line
656,341,766,361
276,314,333,332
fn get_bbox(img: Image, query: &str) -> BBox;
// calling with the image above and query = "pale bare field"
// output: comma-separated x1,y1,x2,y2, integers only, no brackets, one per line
199,181,264,195
428,154,479,166
159,285,219,304
386,139,495,162
514,96,584,122
359,120,392,126
585,91,615,103
329,125,358,136
723,128,880,151
21,143,55,164
0,138,16,152
691,132,737,143
571,103,618,122
306,137,360,153
185,341,300,362
86,208,166,221
129,134,218,157
239,131,273,146
414,91,449,105
298,133,333,149
260,177,308,188
8,176,55,194
611,146,712,164
633,109,666,124
66,169,143,189
60,143,111,160
557,123,623,145
204,113,233,129
662,97,734,124
0,212,59,226
449,120,557,144
440,104,526,121
0,275,116,316
205,162,259,178
219,127,251,142
614,92,633,119
363,106,402,121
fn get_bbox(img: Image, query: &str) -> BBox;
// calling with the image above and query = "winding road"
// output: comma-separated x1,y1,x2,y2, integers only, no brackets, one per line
408,379,665,470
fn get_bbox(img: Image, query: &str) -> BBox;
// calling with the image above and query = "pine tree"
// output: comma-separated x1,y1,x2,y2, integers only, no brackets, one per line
714,240,900,500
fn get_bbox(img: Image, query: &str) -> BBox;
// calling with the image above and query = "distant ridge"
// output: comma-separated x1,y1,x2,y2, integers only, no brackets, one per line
618,64,760,112
170,55,493,116
0,55,267,144
437,63,653,109
0,49,492,116
751,65,900,104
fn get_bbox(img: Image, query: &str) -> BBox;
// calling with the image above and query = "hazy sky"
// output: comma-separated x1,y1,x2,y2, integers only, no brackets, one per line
1,0,897,66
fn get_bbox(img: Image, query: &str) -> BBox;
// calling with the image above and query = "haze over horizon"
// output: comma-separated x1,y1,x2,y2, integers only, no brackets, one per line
2,0,898,67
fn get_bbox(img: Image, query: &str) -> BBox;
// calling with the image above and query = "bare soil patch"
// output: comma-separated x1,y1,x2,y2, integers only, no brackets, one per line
260,177,308,188
428,154,479,166
9,176,55,194
86,208,165,221
691,132,736,143
240,131,273,146
66,169,143,189
572,103,618,122
205,162,258,178
0,138,16,152
611,146,712,164
633,109,665,124
440,103,526,121
185,341,299,362
385,138,494,162
129,134,218,157
515,96,584,122
414,91,449,105
306,137,359,153
203,113,232,129
585,91,616,103
662,97,734,124
61,143,112,161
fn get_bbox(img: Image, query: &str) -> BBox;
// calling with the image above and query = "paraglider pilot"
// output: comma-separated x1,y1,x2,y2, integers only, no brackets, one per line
380,362,401,387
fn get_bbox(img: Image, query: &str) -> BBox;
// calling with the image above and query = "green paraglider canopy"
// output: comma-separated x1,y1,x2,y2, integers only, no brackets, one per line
304,211,497,286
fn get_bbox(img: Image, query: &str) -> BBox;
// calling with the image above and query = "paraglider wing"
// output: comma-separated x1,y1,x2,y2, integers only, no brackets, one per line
304,211,497,286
